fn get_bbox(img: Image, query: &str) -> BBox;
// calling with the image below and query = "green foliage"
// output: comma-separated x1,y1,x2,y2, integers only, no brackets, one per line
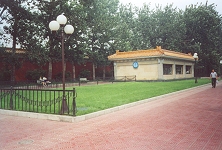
25,69,46,81
54,71,72,81
1,0,222,79
137,4,186,50
183,3,222,76
79,69,91,78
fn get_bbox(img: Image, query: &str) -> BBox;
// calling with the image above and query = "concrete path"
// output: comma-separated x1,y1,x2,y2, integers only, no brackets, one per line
0,82,222,150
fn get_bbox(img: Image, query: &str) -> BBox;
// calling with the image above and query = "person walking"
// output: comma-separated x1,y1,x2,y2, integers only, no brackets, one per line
210,69,217,88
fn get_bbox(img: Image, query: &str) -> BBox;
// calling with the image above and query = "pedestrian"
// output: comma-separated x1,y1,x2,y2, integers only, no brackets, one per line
210,69,217,88
42,76,47,86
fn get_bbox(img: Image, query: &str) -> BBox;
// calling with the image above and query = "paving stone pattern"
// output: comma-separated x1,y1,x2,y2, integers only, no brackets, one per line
0,82,222,150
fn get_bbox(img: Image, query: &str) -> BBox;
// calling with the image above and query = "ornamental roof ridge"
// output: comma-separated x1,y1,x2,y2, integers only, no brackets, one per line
162,49,192,56
115,49,157,55
108,46,194,61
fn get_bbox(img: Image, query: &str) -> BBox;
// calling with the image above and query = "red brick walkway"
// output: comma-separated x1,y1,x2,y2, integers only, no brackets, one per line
1,82,222,150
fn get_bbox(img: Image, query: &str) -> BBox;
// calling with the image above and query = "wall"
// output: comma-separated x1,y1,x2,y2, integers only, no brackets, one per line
113,57,194,81
0,60,113,81
114,58,159,80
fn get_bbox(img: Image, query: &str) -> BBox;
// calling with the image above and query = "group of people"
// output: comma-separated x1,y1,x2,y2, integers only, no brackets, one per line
210,69,218,88
39,76,51,86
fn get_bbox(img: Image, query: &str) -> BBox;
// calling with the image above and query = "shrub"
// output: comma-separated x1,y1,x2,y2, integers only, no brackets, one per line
26,69,46,81
79,69,91,78
54,71,71,81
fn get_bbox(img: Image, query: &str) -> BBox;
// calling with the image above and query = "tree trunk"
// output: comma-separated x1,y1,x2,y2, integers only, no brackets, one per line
72,61,76,81
48,59,52,80
92,62,95,80
103,65,106,80
11,19,18,82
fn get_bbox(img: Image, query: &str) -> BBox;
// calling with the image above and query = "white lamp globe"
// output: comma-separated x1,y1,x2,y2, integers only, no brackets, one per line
193,53,198,59
49,20,60,31
64,25,74,34
56,14,67,25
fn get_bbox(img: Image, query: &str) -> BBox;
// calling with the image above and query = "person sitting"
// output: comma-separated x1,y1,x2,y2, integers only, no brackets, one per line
42,76,47,86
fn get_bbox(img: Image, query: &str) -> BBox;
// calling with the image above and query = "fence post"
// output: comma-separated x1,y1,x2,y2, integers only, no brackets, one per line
10,86,13,110
73,88,76,116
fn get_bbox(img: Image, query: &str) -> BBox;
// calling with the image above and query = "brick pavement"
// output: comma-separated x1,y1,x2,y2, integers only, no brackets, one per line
0,82,222,150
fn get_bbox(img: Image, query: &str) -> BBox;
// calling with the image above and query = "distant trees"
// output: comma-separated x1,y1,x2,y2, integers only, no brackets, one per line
0,0,221,80
182,3,222,76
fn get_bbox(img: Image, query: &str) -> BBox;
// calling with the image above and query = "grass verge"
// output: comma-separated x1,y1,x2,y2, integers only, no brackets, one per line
67,78,210,116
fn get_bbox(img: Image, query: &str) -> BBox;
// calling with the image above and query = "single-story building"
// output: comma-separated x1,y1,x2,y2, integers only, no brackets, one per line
108,46,196,81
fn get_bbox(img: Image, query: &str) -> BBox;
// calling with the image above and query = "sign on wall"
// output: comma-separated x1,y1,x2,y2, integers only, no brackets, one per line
133,61,139,68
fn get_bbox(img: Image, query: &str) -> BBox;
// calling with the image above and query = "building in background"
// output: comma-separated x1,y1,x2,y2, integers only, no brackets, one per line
108,46,195,81
0,47,113,82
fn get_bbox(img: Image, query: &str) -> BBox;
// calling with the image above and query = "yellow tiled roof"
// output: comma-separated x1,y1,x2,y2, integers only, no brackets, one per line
108,46,194,61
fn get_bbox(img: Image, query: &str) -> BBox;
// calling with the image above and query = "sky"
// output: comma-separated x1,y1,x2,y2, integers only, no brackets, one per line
119,0,222,14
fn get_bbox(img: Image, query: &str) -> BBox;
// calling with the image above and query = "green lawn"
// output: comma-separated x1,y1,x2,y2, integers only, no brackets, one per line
67,78,211,116
0,78,211,116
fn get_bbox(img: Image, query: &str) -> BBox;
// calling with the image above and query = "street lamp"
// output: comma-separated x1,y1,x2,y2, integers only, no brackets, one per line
49,14,74,114
193,53,198,83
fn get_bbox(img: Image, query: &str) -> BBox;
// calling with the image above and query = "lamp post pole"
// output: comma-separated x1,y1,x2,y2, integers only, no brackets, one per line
61,28,66,110
193,53,198,83
49,14,74,114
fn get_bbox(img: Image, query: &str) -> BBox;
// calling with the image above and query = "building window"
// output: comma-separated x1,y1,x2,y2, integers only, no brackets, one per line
176,65,183,74
186,66,191,74
163,64,172,75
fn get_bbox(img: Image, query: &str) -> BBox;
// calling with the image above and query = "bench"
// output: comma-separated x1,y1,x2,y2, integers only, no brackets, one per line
37,80,42,84
37,80,51,86
79,78,89,83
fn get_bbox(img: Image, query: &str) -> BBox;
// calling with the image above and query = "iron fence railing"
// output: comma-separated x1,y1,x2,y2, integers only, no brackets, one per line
0,87,77,116
0,76,136,89
0,80,80,89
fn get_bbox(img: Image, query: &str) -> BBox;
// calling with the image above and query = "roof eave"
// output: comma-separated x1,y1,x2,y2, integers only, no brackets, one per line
108,55,194,62
108,55,160,61
163,55,194,61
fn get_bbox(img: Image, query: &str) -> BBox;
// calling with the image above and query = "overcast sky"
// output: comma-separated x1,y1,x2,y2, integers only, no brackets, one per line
119,0,222,14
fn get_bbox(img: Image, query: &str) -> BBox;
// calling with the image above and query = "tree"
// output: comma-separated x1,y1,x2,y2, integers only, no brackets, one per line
183,2,222,76
136,4,186,51
81,0,120,80
0,0,34,82
113,3,136,51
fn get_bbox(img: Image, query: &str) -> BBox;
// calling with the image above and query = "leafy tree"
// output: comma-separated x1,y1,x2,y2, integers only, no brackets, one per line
113,3,136,51
81,0,120,79
136,4,186,51
0,0,34,81
183,3,222,76
64,0,89,80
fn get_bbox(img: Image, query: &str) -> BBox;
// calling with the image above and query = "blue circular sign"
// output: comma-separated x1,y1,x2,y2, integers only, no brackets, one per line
133,61,139,68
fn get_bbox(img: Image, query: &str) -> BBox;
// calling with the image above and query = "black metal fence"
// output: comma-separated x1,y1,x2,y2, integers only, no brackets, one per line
0,76,138,117
0,80,79,89
0,87,77,116
0,76,137,89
